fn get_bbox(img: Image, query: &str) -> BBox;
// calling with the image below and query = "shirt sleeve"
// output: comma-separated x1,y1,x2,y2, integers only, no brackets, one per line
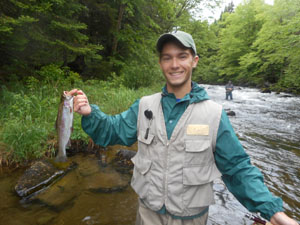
81,100,140,147
214,110,283,221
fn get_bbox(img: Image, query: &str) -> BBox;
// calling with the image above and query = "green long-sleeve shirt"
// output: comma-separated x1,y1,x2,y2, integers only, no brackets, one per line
81,82,282,221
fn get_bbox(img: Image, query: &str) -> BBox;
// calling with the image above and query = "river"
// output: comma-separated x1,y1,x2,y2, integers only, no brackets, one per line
0,85,299,225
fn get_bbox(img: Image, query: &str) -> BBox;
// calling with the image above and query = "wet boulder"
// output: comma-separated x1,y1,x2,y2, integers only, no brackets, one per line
35,169,81,209
226,111,236,116
112,149,136,174
15,160,77,200
15,148,136,207
116,149,136,159
260,82,272,93
224,109,236,117
15,160,63,198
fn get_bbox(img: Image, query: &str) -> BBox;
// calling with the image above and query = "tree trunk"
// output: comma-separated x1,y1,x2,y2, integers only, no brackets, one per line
112,3,126,55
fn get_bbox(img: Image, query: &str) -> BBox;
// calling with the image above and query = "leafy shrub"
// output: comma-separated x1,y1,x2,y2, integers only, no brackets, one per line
36,64,83,90
121,50,162,89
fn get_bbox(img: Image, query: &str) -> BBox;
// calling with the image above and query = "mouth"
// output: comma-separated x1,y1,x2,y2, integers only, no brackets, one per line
169,71,184,77
63,91,71,96
63,91,73,99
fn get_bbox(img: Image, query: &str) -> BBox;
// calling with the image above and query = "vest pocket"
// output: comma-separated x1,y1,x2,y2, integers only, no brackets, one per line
183,165,216,185
182,166,215,208
131,156,152,199
184,139,212,166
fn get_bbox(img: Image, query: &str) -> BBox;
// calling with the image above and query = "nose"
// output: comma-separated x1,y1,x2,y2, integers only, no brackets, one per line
171,58,179,68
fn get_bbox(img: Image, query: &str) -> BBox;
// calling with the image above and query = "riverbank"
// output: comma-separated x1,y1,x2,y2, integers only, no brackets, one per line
0,78,161,167
204,80,300,96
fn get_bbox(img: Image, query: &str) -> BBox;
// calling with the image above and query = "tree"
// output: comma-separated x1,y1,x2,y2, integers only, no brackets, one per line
219,1,235,21
217,0,265,83
0,0,101,80
238,0,300,92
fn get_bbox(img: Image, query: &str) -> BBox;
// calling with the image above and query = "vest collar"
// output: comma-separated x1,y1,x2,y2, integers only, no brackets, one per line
161,81,210,104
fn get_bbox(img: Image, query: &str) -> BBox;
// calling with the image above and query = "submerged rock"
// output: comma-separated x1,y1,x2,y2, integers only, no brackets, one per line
75,155,131,193
35,169,81,209
15,148,136,208
280,94,293,98
15,159,77,199
85,167,130,193
15,160,63,198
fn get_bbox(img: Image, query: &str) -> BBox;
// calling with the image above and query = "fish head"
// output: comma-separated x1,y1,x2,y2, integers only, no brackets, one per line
62,91,73,100
60,91,74,108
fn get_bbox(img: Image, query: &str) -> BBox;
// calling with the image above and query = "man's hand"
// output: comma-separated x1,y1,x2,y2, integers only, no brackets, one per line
68,89,92,116
270,212,299,225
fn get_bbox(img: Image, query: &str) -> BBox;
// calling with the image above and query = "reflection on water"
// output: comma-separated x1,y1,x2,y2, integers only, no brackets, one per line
0,85,299,225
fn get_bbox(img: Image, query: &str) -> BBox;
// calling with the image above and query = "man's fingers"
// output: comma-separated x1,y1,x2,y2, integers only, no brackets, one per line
74,94,89,113
76,90,85,96
68,89,78,96
74,100,86,111
66,89,85,97
74,95,88,105
69,89,91,116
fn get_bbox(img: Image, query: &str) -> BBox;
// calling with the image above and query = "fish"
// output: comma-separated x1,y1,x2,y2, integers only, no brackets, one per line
55,91,74,162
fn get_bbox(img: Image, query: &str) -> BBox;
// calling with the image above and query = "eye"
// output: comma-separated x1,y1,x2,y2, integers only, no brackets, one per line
179,54,188,59
161,56,171,61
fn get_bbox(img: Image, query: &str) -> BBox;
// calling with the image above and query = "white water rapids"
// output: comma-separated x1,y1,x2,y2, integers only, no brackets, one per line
204,85,300,224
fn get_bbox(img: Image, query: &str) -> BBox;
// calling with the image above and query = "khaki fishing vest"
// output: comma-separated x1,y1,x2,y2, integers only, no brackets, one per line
131,93,222,217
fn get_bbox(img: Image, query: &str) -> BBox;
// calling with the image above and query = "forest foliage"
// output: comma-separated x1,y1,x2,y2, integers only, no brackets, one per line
1,0,300,164
1,0,300,92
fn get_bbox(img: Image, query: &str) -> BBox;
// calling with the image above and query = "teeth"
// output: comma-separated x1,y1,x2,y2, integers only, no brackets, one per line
170,72,183,75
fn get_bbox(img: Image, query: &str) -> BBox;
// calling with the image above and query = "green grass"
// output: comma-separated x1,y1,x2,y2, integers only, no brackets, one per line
0,75,162,165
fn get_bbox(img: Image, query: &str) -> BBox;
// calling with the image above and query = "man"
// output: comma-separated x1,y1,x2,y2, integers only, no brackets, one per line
225,81,234,100
69,31,298,225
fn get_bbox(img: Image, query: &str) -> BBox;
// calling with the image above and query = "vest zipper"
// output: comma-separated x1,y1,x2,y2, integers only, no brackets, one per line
164,141,170,205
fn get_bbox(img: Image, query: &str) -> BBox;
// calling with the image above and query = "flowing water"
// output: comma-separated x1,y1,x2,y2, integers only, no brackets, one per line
0,85,299,225
203,85,300,225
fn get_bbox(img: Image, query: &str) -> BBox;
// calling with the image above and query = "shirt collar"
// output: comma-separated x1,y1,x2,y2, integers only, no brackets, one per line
161,81,210,103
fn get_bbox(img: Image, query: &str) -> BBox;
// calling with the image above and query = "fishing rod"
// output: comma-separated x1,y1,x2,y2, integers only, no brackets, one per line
245,213,274,225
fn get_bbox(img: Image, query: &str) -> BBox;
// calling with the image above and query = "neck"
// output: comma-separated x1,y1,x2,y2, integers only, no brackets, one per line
167,82,192,99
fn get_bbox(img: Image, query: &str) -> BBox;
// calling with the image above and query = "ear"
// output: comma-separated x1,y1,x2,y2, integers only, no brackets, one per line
192,55,199,68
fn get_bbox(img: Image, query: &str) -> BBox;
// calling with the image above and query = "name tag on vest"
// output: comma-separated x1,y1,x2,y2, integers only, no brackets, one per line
186,124,209,135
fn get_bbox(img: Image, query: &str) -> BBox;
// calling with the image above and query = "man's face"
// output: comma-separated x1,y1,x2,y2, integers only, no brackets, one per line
159,42,198,91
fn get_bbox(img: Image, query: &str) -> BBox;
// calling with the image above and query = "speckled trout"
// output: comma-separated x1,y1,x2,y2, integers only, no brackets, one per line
55,91,74,162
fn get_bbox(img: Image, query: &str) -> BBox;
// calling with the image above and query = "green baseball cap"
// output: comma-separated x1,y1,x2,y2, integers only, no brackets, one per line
156,30,197,55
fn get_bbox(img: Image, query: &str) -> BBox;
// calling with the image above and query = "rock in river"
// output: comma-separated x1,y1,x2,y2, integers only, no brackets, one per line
112,149,136,174
15,159,76,199
14,149,136,208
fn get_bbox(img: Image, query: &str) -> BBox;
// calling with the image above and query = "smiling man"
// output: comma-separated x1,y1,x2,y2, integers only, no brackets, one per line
158,33,199,99
69,31,298,225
